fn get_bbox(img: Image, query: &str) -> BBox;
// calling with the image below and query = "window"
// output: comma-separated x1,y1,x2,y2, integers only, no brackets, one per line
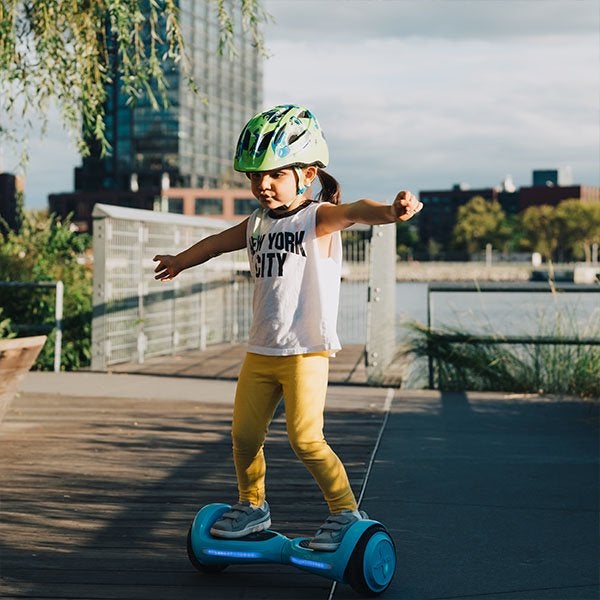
234,197,257,215
168,198,184,214
195,197,223,215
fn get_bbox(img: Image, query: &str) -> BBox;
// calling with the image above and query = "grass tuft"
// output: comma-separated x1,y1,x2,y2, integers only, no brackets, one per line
405,317,600,399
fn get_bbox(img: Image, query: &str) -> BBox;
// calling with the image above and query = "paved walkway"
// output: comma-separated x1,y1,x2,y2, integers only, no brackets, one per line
107,342,406,386
1,372,598,599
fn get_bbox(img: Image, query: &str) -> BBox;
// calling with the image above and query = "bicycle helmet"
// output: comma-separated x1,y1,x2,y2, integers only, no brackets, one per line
234,104,329,172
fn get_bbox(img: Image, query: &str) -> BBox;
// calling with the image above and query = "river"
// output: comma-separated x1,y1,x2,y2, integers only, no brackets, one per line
338,281,600,345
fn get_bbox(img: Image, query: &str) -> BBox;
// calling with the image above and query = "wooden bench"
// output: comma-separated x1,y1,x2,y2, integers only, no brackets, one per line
0,335,47,422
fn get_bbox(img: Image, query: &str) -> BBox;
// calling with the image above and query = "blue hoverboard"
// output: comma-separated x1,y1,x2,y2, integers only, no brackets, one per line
187,503,396,596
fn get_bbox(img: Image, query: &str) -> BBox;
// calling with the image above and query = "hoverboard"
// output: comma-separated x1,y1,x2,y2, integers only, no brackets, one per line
187,503,396,596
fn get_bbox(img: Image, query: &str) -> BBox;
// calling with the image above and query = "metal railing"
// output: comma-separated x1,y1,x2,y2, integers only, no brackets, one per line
91,204,398,384
426,282,600,388
0,280,63,372
91,204,250,370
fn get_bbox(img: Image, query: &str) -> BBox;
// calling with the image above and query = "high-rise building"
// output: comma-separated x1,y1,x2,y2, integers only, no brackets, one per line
74,2,262,194
0,172,24,235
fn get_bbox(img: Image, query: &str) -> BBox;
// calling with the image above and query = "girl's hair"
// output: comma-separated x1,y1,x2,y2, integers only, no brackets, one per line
315,168,341,205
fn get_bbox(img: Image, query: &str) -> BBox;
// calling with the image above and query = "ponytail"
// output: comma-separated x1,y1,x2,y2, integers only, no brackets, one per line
315,168,342,205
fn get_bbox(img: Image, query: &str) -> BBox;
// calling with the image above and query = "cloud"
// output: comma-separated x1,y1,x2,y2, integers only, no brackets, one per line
263,0,600,42
13,0,600,209
263,3,599,201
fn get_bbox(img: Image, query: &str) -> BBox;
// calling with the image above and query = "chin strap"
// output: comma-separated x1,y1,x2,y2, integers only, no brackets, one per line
294,166,312,196
273,168,313,211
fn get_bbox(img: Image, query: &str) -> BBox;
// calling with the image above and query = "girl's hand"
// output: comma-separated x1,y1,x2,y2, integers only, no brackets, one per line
393,191,423,221
153,254,181,281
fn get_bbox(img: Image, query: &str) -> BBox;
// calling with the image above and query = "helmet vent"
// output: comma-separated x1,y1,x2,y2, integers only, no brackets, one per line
254,131,275,156
288,130,307,145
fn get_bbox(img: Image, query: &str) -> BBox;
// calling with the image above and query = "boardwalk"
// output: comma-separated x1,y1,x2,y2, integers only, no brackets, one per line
108,343,406,387
0,379,392,599
1,372,598,599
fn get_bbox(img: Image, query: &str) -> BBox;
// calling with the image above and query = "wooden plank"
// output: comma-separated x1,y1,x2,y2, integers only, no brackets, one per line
0,579,332,600
108,343,373,384
0,387,391,599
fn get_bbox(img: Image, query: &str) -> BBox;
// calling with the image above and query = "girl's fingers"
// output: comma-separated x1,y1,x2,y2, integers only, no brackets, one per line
399,193,422,214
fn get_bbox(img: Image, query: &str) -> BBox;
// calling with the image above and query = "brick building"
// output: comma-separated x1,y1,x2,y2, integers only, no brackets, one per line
49,186,256,233
418,170,599,248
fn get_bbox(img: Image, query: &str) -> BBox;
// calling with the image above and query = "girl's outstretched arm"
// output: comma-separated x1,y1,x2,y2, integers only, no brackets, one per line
153,218,248,281
316,191,423,237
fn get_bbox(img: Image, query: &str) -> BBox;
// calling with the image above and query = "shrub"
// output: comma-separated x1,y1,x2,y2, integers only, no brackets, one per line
406,319,600,399
0,211,92,370
0,307,15,339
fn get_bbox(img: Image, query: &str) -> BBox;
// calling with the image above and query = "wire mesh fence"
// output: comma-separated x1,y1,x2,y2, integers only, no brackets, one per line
92,204,396,383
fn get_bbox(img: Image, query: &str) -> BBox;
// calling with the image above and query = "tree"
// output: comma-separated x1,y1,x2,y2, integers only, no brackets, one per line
0,209,93,370
451,195,508,255
0,0,267,159
396,221,419,259
502,213,526,254
0,307,15,339
520,204,561,261
555,199,600,262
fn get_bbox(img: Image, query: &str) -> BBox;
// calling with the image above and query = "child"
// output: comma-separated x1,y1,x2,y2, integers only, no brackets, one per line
153,104,422,551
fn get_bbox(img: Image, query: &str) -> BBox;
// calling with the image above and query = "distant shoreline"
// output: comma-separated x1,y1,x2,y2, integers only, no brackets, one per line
343,261,597,282
395,261,532,282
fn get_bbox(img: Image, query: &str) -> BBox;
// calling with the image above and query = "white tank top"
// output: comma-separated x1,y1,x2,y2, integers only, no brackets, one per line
245,202,342,356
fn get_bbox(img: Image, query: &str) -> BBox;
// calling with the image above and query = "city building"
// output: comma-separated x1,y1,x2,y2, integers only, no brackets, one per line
418,170,599,249
0,172,24,235
49,186,256,233
50,2,262,232
418,182,519,249
518,184,599,212
531,168,572,187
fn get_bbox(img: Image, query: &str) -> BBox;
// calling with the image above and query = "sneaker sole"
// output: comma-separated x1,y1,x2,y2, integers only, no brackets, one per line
210,517,271,539
307,540,339,552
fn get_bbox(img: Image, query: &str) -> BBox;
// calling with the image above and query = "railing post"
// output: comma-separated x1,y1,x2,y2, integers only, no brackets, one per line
54,281,64,373
199,281,207,351
232,279,239,342
427,285,434,389
365,223,396,384
91,215,108,371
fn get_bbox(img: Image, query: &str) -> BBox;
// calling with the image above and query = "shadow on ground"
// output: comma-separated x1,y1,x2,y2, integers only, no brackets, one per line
0,393,383,599
1,390,598,600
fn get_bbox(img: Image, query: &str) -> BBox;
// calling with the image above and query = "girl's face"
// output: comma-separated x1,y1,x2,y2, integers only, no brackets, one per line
247,167,315,212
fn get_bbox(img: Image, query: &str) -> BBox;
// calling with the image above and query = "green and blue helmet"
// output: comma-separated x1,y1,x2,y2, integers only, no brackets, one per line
233,104,329,172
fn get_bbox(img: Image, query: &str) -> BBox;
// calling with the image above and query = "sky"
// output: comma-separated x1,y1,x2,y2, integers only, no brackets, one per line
3,0,599,209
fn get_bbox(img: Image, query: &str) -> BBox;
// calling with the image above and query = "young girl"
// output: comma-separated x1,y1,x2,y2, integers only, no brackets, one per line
153,104,422,551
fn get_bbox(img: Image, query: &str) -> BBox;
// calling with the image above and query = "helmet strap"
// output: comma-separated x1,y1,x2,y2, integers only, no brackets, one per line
294,166,312,196
273,167,313,212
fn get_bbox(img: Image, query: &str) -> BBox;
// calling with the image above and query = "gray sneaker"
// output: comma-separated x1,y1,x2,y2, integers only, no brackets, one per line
210,501,271,539
308,510,368,551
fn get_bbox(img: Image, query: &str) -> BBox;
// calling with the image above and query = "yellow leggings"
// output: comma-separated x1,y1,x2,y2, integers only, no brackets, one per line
232,351,357,514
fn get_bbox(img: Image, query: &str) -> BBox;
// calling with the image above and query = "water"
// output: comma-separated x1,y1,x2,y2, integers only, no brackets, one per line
397,282,599,338
339,281,600,344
